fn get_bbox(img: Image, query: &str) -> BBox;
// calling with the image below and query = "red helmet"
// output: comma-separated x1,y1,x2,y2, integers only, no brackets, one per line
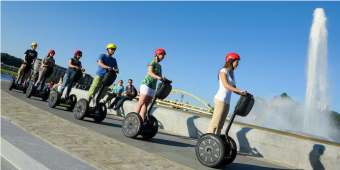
155,49,166,56
74,50,82,56
225,53,240,62
49,50,55,54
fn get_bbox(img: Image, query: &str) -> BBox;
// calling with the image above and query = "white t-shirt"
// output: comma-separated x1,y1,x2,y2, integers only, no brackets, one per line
214,68,236,104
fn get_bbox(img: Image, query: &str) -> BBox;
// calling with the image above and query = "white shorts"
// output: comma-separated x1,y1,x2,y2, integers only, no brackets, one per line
140,84,156,97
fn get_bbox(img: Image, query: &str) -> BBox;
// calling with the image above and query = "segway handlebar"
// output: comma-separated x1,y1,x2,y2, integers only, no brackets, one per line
242,92,252,97
161,78,172,84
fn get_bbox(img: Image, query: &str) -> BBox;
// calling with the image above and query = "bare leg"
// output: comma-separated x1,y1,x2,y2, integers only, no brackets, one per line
133,93,148,114
139,96,153,122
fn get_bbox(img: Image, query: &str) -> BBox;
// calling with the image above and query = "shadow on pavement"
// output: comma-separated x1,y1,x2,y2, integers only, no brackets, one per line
138,137,195,148
223,163,290,170
83,120,123,128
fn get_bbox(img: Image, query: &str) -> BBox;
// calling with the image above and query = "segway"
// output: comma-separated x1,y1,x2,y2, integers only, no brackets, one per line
195,93,255,168
74,69,116,122
8,63,31,94
122,79,172,139
26,67,54,101
48,68,83,111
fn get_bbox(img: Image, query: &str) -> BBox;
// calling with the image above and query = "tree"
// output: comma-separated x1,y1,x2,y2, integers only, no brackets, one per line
1,53,24,68
208,103,214,114
330,111,340,129
46,76,58,84
280,93,289,98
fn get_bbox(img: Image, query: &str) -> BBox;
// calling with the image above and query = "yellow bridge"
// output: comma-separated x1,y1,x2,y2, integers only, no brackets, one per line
137,90,213,115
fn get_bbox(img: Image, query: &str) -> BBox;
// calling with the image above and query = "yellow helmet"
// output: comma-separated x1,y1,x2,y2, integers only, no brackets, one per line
31,42,38,46
107,43,116,49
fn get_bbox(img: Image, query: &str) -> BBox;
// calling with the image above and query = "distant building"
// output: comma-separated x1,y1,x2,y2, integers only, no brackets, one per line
51,65,67,81
32,58,93,88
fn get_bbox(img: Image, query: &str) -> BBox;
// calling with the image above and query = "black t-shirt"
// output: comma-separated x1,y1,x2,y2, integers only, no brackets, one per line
24,49,38,64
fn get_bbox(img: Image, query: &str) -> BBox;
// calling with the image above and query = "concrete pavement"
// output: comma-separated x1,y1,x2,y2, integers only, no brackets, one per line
1,79,293,170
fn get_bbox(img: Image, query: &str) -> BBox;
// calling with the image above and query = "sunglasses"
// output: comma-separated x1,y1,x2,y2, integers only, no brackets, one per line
109,48,116,51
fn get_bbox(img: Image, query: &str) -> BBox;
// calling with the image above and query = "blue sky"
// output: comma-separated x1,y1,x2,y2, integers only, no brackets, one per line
2,1,340,112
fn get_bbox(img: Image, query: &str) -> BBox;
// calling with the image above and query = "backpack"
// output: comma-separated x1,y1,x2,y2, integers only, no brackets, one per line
132,85,138,98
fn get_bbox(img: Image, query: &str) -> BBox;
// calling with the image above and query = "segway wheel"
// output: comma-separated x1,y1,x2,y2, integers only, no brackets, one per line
195,133,226,168
93,102,107,122
122,112,143,139
48,91,60,108
74,99,89,120
42,88,51,101
221,135,237,166
26,83,34,98
8,79,14,90
66,94,77,111
141,115,159,140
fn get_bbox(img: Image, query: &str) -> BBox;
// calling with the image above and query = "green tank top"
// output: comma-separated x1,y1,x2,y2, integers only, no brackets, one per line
141,60,162,90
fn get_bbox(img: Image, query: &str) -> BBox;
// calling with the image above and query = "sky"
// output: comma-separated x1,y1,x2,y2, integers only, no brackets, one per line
2,1,340,113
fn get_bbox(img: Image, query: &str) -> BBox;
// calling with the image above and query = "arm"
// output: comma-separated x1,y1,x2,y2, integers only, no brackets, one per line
79,63,85,72
220,72,241,93
68,59,79,69
41,58,48,67
233,85,243,95
23,54,27,63
148,65,162,80
23,50,29,63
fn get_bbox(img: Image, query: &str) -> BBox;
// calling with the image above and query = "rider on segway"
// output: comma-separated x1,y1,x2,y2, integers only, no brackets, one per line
9,42,38,93
207,53,246,135
122,49,173,140
195,53,250,168
15,42,38,85
133,49,172,123
73,43,119,122
48,50,85,111
34,50,56,90
26,50,56,101
87,43,119,107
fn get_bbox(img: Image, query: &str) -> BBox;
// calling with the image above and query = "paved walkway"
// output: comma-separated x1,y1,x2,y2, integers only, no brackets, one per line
1,90,192,170
1,78,293,170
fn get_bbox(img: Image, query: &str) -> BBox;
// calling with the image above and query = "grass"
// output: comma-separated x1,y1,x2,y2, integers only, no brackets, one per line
1,68,18,77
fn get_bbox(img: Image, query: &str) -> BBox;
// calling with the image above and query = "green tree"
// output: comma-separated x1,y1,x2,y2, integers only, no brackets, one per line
280,93,289,98
208,103,214,114
330,111,340,129
1,53,24,68
46,76,58,84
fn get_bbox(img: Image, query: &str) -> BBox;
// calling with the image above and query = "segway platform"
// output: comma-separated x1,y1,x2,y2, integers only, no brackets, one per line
195,93,255,168
8,63,31,94
26,67,54,101
48,68,83,111
122,79,172,140
74,69,116,122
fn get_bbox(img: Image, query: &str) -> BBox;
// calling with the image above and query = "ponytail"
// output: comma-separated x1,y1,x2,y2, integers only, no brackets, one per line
217,60,233,80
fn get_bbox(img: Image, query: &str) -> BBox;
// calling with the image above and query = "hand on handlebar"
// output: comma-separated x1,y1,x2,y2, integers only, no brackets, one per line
81,68,85,72
238,90,247,95
107,67,113,71
74,66,80,70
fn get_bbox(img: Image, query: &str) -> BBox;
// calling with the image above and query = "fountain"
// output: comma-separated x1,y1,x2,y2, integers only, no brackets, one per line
235,8,340,143
304,8,329,134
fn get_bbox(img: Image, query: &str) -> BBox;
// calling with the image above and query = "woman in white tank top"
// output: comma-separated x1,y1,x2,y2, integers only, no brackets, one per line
207,53,247,135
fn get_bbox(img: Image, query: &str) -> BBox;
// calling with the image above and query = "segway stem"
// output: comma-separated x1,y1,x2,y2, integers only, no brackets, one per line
145,79,171,122
146,97,157,122
94,84,105,107
225,112,237,137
